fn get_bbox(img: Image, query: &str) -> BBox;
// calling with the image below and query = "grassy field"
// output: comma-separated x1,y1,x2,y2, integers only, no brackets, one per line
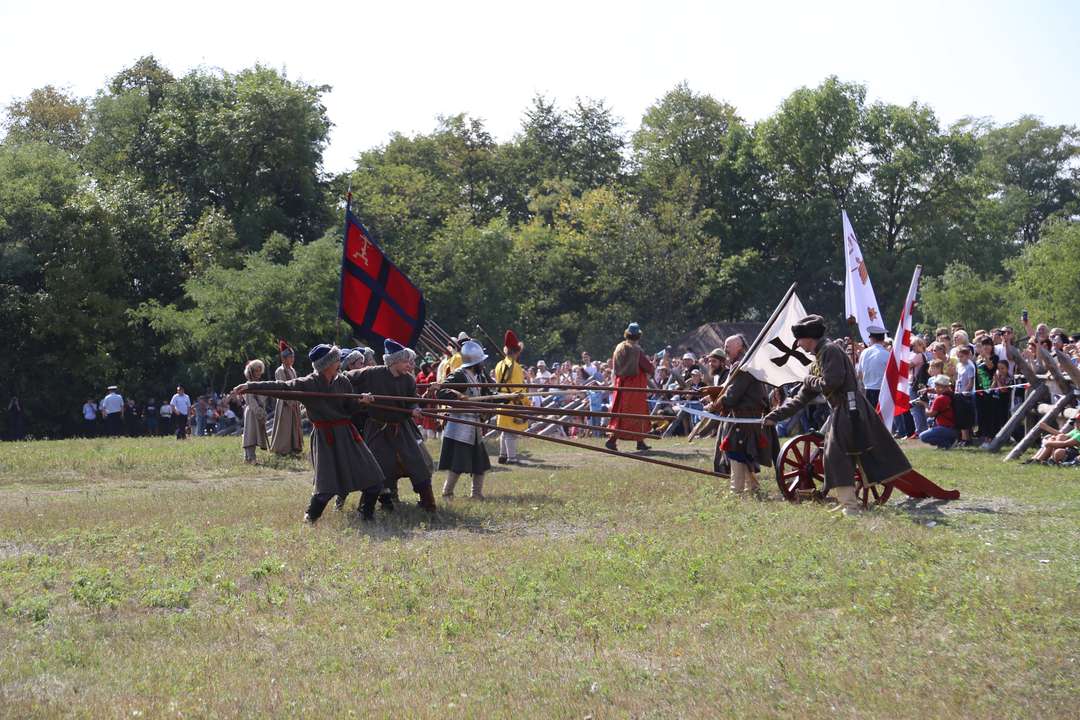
0,435,1077,719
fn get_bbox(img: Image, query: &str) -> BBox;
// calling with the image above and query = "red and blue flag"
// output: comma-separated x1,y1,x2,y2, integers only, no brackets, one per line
338,206,426,349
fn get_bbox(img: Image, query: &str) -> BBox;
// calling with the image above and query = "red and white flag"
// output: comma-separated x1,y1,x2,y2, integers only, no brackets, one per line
878,265,922,433
843,210,886,343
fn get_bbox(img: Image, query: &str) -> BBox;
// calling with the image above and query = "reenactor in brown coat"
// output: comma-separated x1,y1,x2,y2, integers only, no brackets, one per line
706,335,774,495
763,315,912,515
235,344,386,523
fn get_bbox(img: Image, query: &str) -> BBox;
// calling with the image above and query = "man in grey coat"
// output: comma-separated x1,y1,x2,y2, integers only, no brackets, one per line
763,315,911,515
235,344,386,522
346,339,437,513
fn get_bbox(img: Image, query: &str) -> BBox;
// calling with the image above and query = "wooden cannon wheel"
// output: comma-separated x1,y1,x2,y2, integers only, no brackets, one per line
774,433,892,507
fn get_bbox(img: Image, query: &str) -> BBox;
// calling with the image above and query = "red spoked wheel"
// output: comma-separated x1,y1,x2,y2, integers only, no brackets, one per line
775,433,892,507
775,433,826,502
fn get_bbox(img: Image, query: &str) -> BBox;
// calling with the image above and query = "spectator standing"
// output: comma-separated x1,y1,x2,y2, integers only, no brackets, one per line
100,386,125,437
81,397,98,437
158,399,174,436
170,385,192,440
953,346,977,445
194,396,209,437
6,397,26,440
857,326,890,407
145,398,159,436
975,338,1001,440
124,398,141,436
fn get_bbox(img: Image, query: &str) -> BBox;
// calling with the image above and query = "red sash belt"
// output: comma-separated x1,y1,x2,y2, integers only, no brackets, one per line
311,418,362,447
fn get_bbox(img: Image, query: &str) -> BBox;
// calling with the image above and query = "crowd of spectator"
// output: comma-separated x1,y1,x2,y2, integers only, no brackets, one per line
77,385,242,439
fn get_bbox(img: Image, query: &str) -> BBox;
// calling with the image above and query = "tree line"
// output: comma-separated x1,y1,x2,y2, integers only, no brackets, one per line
2,56,1078,436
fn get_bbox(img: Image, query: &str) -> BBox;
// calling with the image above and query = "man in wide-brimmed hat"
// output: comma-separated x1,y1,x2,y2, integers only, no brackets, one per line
436,340,495,499
764,315,911,515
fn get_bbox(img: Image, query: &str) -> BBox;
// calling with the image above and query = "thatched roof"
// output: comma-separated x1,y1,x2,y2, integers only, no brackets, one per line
666,322,766,356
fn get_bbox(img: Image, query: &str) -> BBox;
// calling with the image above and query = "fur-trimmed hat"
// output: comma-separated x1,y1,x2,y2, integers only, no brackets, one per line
383,339,416,365
504,329,522,354
340,348,362,368
308,344,340,372
792,315,826,340
244,358,265,381
278,339,294,358
625,322,642,340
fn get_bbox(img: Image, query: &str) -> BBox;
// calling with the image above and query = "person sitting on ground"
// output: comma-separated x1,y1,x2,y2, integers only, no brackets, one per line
917,375,957,449
1028,420,1080,465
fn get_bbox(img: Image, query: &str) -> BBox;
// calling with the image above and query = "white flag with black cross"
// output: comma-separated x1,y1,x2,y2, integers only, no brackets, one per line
739,288,813,387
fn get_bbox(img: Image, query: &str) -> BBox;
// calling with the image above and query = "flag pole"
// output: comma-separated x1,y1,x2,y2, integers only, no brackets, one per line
742,281,798,365
336,183,352,346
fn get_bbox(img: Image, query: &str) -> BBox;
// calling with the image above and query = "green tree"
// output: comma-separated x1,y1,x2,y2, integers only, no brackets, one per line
3,86,88,153
1005,220,1080,332
918,262,1011,334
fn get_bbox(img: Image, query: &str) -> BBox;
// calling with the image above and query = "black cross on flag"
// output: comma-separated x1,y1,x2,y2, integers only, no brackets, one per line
739,290,813,387
768,337,812,367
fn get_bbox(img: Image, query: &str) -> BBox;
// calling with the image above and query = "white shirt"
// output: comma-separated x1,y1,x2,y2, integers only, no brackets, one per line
82,402,98,420
100,392,124,415
159,403,174,418
858,343,891,391
170,393,191,415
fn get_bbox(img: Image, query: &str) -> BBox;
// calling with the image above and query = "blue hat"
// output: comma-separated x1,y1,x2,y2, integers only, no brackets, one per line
626,322,642,338
383,338,415,365
308,344,341,372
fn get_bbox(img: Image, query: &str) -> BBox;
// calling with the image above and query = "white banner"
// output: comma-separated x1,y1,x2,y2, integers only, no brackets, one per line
843,210,886,344
740,291,812,387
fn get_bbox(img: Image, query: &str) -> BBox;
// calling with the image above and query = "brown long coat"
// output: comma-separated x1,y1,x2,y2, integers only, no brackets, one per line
245,372,384,495
345,366,432,483
714,370,775,471
269,364,304,455
765,338,911,490
242,393,269,450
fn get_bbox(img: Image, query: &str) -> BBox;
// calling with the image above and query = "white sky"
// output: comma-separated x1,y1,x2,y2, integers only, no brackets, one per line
2,0,1077,174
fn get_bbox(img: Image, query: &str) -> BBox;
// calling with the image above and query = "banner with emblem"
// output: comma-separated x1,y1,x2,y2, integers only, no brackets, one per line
842,210,886,344
338,203,426,349
739,288,813,387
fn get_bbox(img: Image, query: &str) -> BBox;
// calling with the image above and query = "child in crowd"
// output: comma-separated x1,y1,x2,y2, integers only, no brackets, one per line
918,375,957,449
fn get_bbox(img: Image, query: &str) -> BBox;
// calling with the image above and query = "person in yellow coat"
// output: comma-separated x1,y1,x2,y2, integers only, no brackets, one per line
493,329,528,464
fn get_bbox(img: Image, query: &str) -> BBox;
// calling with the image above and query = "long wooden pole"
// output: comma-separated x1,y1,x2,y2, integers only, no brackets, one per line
377,404,723,479
241,389,665,423
425,404,657,441
420,381,706,395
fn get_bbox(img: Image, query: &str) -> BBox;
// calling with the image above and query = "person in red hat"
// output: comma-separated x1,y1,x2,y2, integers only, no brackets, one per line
493,329,528,464
270,340,304,455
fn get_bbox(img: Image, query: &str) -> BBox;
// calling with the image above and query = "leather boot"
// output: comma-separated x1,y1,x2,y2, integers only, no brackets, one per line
442,472,459,498
833,485,864,516
729,462,746,494
417,484,438,512
358,490,380,521
470,473,485,500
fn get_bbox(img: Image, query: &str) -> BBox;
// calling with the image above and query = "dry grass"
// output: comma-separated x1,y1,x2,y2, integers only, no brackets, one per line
0,436,1078,718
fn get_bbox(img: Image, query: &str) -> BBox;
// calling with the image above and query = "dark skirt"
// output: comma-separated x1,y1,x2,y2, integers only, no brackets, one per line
438,437,491,474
